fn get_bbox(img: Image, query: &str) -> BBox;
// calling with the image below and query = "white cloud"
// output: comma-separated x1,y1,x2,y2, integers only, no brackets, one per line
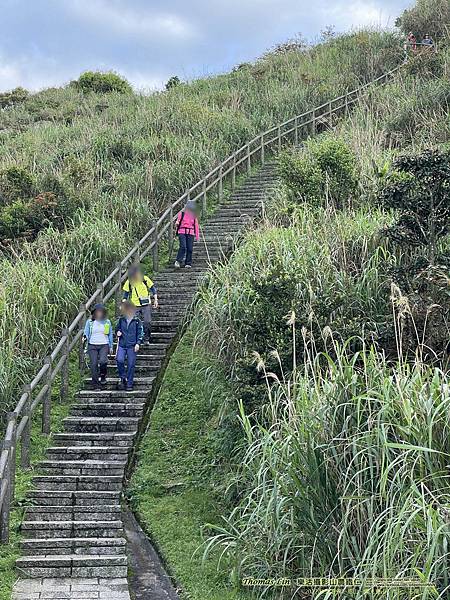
65,0,196,41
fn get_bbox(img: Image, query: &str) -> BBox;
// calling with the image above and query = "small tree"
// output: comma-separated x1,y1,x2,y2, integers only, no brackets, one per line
165,76,181,90
379,149,450,264
396,0,450,40
0,87,29,109
74,71,132,94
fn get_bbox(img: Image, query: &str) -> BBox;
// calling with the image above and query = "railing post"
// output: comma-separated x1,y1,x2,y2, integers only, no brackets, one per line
42,356,52,435
152,220,159,273
115,262,123,315
79,303,86,370
328,100,332,123
20,385,32,469
0,441,11,543
260,134,265,165
344,93,349,115
202,180,207,216
311,109,316,136
96,281,104,304
0,413,17,544
59,328,70,403
168,205,174,250
246,146,251,174
294,116,299,146
277,126,282,152
218,165,223,202
232,154,237,190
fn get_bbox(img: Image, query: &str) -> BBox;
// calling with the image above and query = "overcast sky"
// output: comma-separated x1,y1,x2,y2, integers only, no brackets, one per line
0,0,411,92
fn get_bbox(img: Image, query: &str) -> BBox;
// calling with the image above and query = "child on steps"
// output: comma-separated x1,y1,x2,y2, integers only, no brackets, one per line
174,200,200,268
83,303,113,389
115,301,144,392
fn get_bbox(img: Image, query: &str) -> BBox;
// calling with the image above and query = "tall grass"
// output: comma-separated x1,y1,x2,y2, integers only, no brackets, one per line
205,340,450,598
0,29,402,418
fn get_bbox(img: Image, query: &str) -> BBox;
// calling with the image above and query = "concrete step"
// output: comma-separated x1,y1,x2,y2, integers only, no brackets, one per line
106,363,160,375
25,505,121,522
39,460,126,477
71,402,145,418
21,520,124,539
81,378,154,391
78,389,148,399
27,490,121,507
51,432,135,447
46,446,130,462
33,475,123,492
20,536,126,556
16,554,127,578
63,416,140,433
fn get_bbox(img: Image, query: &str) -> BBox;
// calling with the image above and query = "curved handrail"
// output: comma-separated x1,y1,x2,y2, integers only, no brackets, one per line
0,62,401,543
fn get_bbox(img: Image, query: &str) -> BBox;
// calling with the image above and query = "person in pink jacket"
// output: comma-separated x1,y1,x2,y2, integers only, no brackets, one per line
174,200,200,268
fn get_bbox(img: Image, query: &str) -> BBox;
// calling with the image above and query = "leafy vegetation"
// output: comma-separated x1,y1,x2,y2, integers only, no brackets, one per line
73,71,133,94
0,28,401,420
129,333,247,600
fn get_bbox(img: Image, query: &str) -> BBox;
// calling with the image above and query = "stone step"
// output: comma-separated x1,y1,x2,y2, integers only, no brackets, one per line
63,416,140,433
39,460,126,477
25,505,121,522
78,389,149,399
76,395,146,406
21,520,124,539
71,402,145,418
27,490,121,506
106,363,160,375
46,446,130,462
81,378,154,391
16,554,127,578
20,536,126,556
33,475,123,492
51,432,135,447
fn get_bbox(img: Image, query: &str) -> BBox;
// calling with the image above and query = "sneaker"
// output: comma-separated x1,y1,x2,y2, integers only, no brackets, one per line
100,376,107,386
143,340,151,347
174,261,181,268
126,386,134,392
116,379,126,391
185,264,192,268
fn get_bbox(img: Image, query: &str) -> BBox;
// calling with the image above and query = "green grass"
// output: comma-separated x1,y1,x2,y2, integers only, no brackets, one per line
128,332,249,600
0,27,402,420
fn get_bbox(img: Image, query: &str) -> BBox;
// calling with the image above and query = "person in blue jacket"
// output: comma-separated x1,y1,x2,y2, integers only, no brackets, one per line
83,303,113,389
115,300,144,391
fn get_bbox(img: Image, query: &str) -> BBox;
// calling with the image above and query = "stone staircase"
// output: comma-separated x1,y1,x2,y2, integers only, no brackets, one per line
14,163,278,596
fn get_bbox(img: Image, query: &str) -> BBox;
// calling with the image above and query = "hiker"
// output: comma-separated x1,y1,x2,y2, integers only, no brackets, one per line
174,200,200,268
115,300,144,391
421,34,435,50
83,303,113,389
406,32,417,51
122,265,158,346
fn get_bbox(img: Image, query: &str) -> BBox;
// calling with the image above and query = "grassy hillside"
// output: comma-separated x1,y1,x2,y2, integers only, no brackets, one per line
0,29,401,419
132,1,450,597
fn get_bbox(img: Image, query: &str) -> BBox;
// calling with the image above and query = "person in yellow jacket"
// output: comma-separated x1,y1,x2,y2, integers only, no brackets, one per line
122,265,158,345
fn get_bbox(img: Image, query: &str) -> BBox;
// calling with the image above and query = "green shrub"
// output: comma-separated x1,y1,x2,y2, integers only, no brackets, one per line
277,136,358,207
165,76,181,90
403,50,444,77
0,166,35,206
0,201,32,240
74,71,132,94
396,0,450,40
0,87,29,109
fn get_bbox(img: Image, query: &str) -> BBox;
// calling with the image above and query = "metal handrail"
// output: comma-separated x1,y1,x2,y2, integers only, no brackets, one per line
0,63,401,543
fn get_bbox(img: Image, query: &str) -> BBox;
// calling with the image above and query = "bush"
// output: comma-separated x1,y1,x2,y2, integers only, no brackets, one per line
0,87,29,109
0,167,35,206
403,50,444,77
74,71,132,94
277,136,358,207
396,0,450,40
165,76,181,90
0,201,32,240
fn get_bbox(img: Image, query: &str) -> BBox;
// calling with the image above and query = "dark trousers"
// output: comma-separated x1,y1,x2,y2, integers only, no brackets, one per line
137,304,151,342
116,345,137,387
176,233,195,266
88,344,109,382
